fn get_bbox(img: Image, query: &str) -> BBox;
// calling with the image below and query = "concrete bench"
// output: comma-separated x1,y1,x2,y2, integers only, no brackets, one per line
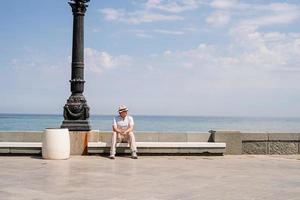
0,142,226,155
0,142,42,148
0,142,42,154
88,142,226,154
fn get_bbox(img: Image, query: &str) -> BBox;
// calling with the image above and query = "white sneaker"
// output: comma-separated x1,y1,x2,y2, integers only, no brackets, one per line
109,154,115,159
131,151,138,159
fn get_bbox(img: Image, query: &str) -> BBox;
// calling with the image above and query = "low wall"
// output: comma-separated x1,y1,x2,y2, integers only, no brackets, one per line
0,131,42,142
211,131,300,155
0,131,212,143
0,131,213,155
1,131,300,155
242,132,300,155
88,131,212,143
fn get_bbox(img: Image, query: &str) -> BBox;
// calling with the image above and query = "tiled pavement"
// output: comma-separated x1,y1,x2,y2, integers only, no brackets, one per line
0,155,300,200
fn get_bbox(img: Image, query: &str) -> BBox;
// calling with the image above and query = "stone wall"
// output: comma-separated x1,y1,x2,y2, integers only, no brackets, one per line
0,131,42,142
211,130,241,155
88,131,212,143
0,131,217,155
211,130,300,155
242,132,300,155
0,131,212,143
1,131,300,155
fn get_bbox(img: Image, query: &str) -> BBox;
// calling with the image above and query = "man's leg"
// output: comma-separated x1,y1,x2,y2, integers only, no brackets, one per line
128,132,138,158
110,132,117,158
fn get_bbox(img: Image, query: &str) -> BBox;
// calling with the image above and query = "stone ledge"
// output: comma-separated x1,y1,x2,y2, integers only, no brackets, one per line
0,131,214,143
211,130,242,155
88,148,224,154
0,131,42,142
88,131,211,142
0,142,42,148
158,133,187,142
89,142,226,148
0,142,225,155
242,133,268,141
88,141,225,154
0,142,225,148
268,133,300,141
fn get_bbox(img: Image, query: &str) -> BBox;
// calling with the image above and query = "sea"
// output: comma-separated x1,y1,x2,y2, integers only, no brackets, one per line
0,113,300,132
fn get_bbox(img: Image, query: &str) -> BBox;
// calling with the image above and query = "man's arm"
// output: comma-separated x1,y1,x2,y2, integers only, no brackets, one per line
123,116,134,134
123,124,133,134
112,124,123,134
112,117,123,134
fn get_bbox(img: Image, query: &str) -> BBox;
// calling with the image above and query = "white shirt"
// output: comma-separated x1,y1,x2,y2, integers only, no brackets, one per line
113,115,134,130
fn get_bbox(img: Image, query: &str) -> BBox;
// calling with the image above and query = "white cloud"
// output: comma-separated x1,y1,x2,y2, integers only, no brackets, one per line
146,0,199,13
163,50,172,56
135,33,153,38
219,3,300,73
145,1,300,80
210,0,239,10
206,11,231,27
138,33,300,117
129,29,153,38
8,49,66,72
128,27,197,38
207,2,300,28
85,48,131,74
101,8,124,20
154,29,184,35
241,3,300,29
100,0,201,25
128,11,183,24
100,8,183,24
92,28,101,33
157,30,300,73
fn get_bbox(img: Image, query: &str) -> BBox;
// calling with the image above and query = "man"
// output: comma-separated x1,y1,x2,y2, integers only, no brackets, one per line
109,105,138,159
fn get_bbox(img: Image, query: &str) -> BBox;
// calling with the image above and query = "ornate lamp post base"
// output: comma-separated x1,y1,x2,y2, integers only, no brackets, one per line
61,120,91,131
61,93,91,131
61,93,91,155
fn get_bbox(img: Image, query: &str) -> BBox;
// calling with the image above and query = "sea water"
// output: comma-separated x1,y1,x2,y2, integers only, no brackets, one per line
1,113,300,132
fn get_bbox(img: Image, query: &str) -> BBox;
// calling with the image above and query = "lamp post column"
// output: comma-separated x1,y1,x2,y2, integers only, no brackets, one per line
61,0,91,155
61,0,91,132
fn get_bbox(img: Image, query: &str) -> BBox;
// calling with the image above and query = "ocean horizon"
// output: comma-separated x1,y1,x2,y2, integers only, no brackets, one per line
1,113,300,132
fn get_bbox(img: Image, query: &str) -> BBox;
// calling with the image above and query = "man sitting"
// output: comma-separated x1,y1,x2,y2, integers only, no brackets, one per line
109,105,138,159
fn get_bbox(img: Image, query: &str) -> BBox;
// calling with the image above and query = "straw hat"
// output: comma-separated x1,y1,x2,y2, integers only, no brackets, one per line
118,105,128,113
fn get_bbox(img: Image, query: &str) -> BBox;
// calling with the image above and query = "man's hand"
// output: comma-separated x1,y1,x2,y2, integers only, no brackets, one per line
120,130,129,135
113,124,133,135
122,126,133,135
113,125,125,135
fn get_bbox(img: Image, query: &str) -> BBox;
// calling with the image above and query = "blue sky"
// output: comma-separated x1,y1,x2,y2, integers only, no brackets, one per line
1,0,300,116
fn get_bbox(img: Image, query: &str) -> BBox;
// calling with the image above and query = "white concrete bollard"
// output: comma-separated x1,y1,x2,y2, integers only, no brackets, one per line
42,128,70,160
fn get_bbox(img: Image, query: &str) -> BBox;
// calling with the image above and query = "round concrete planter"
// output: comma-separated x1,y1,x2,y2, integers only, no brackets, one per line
42,128,70,160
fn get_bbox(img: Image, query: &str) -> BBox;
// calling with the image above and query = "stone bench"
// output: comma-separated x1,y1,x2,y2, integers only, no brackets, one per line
0,142,42,148
88,142,226,154
0,142,226,155
0,142,42,154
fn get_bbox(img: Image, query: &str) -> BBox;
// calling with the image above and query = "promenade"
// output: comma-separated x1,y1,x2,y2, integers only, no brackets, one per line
0,155,300,200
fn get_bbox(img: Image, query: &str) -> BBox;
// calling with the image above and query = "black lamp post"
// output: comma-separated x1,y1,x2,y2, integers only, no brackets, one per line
61,0,91,131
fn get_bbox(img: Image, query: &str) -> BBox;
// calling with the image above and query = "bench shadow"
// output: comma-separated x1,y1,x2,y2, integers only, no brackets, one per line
30,155,43,159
